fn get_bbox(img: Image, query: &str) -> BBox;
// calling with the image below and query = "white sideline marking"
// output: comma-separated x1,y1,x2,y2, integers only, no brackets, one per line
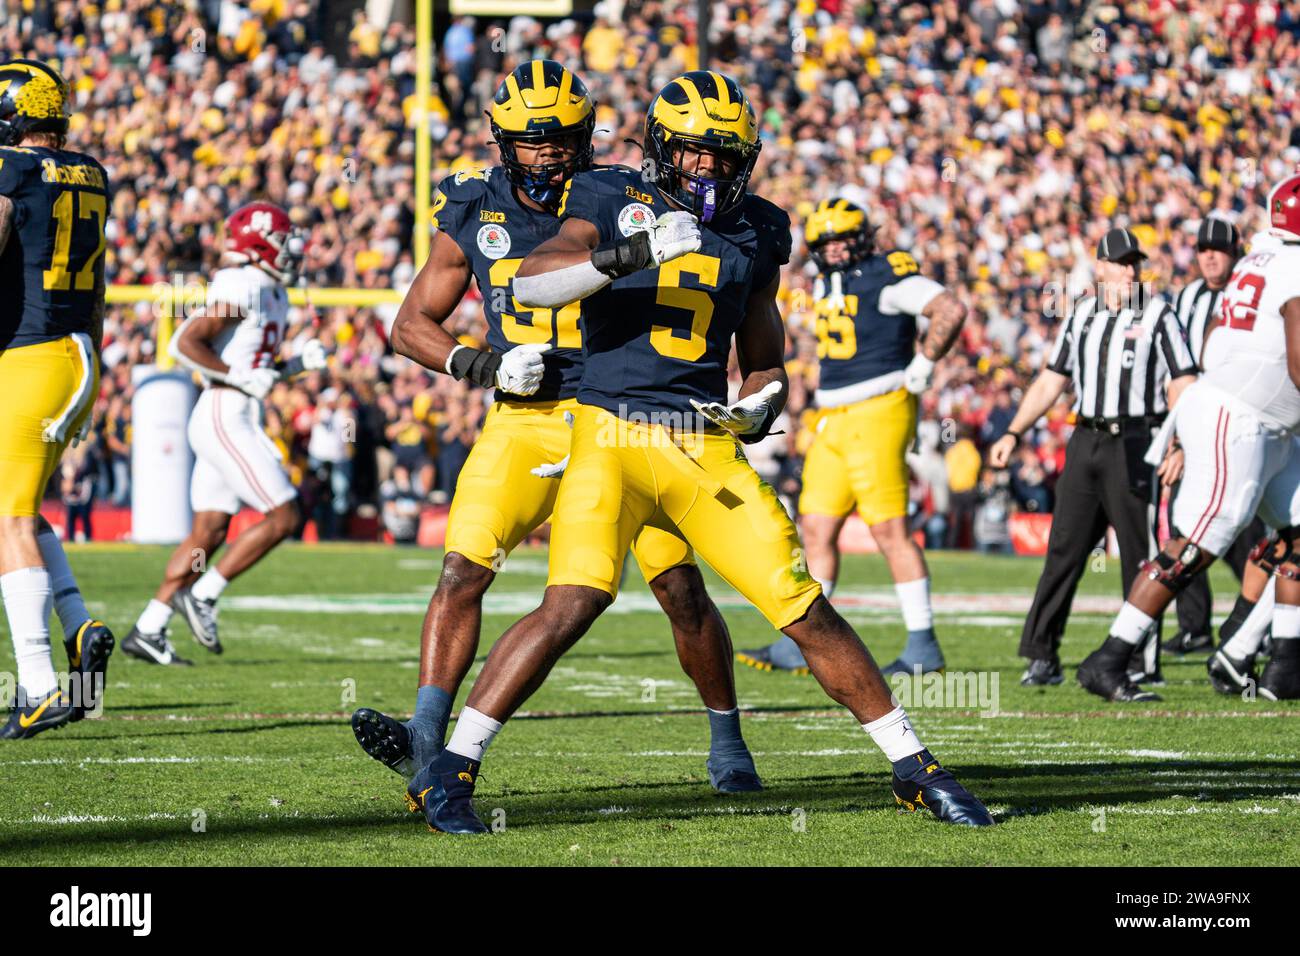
223,587,1241,620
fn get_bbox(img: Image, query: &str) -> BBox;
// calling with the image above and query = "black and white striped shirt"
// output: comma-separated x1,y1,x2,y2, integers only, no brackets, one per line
1047,294,1197,419
1173,278,1225,369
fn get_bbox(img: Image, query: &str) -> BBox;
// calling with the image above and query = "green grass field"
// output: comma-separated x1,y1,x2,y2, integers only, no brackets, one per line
1,544,1297,866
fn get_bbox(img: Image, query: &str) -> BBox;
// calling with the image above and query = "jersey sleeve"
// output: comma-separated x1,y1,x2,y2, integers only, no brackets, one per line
0,148,33,196
1151,298,1197,379
878,273,945,317
1046,303,1079,375
749,197,792,292
556,170,617,243
206,269,253,313
431,170,491,238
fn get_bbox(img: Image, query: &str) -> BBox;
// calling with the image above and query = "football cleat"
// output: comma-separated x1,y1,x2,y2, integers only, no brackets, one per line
1161,630,1213,655
891,751,995,827
62,619,114,721
882,658,945,678
121,627,193,667
406,752,489,834
735,640,810,676
1020,657,1063,686
1207,647,1257,696
707,754,763,793
0,688,73,739
1078,638,1162,702
1127,667,1166,687
171,587,221,654
1258,640,1300,701
351,707,418,783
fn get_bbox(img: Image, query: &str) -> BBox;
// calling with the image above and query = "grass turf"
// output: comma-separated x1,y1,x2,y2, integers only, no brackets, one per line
1,544,1297,866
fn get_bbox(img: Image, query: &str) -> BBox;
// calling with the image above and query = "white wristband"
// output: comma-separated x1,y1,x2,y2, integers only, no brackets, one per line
513,260,611,308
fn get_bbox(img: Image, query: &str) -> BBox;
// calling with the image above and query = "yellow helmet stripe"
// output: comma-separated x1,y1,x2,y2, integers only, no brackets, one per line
710,71,730,109
531,58,546,95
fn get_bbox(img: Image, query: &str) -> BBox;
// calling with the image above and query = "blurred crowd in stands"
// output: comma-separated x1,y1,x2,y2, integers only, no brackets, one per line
6,0,1299,544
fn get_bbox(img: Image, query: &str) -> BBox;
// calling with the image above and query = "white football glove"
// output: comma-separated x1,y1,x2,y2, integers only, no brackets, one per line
646,211,702,265
229,365,281,400
903,353,936,395
690,381,784,438
495,343,550,396
69,415,92,448
530,411,575,479
300,339,328,372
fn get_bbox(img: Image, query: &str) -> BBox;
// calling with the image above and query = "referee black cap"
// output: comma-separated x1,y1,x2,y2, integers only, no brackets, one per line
1097,227,1147,262
1196,217,1240,253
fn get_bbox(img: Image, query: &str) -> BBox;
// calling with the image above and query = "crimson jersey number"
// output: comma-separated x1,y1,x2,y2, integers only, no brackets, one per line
1222,271,1266,332
255,324,281,368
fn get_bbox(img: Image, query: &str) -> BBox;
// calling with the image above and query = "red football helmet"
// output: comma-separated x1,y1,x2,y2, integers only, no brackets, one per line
1268,173,1300,243
223,201,305,283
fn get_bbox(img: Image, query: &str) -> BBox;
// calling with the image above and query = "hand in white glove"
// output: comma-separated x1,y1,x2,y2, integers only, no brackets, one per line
229,365,281,400
530,411,575,478
69,415,91,448
300,339,328,372
495,343,550,396
903,353,936,395
645,210,702,265
690,381,784,438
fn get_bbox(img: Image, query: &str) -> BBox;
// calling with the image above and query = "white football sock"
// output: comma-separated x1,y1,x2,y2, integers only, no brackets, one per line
190,569,229,602
814,574,835,600
1,567,58,699
1110,602,1155,645
863,705,924,762
136,599,173,635
1224,579,1274,658
895,577,933,631
1273,603,1300,640
37,529,89,639
445,706,503,762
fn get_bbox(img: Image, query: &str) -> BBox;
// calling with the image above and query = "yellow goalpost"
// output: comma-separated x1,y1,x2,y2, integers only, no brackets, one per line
113,0,433,366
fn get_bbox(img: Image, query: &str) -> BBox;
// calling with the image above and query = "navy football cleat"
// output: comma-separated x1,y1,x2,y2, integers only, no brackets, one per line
351,707,418,783
63,619,114,722
707,763,764,793
1078,638,1161,702
121,626,193,666
735,643,810,676
891,751,995,827
406,752,489,834
1,688,74,740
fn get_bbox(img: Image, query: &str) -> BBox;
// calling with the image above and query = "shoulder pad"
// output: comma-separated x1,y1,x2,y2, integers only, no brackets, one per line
436,167,494,202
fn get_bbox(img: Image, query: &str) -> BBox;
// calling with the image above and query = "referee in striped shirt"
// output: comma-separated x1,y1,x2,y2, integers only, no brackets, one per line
989,228,1198,686
1163,218,1262,655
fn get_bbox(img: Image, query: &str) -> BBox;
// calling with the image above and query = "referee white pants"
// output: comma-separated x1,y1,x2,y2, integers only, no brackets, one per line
1172,382,1300,554
188,387,297,516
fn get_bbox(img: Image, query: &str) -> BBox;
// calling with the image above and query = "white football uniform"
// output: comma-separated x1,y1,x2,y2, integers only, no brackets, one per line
186,266,297,515
1173,244,1300,552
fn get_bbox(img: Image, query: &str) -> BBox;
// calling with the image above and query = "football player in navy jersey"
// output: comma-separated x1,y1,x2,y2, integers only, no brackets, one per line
738,198,968,677
351,61,764,803
0,59,116,738
404,71,993,833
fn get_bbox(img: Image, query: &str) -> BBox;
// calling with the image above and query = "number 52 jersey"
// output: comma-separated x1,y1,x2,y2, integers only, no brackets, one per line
432,166,583,402
0,144,110,349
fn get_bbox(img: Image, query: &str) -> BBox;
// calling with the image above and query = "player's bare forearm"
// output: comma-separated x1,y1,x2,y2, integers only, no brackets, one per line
1165,373,1196,408
1283,299,1300,388
1008,367,1070,434
174,309,238,376
390,232,471,372
517,217,601,277
736,274,789,412
919,291,967,361
0,195,13,259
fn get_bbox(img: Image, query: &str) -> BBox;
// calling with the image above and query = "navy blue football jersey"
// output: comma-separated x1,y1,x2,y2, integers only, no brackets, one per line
557,165,791,418
813,250,936,391
0,145,110,350
433,166,581,402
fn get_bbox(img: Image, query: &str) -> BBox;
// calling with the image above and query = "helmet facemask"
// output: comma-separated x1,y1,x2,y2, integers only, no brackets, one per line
646,123,758,223
491,116,595,211
808,227,875,272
